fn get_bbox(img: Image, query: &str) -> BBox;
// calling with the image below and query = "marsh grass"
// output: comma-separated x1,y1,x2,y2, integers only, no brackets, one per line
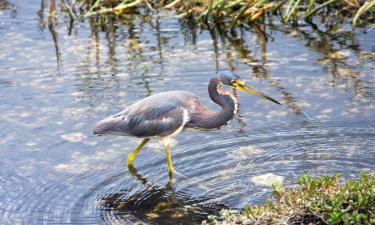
55,0,375,28
203,173,375,225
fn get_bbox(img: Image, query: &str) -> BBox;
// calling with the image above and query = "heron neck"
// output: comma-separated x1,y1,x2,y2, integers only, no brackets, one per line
196,77,237,130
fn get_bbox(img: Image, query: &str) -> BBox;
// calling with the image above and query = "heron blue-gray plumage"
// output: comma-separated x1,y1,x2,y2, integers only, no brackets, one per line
93,72,280,176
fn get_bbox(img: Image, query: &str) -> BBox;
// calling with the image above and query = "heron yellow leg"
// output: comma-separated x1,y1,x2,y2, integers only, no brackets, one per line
127,138,150,166
164,142,174,176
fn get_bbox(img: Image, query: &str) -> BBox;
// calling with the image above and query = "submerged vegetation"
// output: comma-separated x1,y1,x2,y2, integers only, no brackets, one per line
203,173,375,225
52,0,375,28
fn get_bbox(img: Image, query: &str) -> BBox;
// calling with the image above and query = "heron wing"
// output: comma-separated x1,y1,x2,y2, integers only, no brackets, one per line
121,104,187,138
93,91,194,138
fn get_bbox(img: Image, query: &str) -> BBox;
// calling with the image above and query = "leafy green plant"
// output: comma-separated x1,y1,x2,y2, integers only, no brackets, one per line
203,173,375,225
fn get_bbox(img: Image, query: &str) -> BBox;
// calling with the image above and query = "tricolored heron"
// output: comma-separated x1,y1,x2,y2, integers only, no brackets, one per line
93,72,280,177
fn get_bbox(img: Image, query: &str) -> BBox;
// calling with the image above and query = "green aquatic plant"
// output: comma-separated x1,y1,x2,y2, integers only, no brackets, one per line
54,0,375,28
203,173,375,225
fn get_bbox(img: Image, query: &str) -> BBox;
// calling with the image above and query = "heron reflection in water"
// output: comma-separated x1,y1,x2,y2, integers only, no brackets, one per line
100,164,225,223
93,72,280,177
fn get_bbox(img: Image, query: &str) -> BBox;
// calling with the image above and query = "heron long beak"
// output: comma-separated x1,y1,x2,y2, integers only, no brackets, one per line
233,81,281,105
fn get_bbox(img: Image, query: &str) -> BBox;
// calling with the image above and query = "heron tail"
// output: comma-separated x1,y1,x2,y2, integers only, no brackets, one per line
93,115,125,135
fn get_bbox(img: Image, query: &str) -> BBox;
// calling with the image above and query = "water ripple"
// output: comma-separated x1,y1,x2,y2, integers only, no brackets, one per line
0,121,374,224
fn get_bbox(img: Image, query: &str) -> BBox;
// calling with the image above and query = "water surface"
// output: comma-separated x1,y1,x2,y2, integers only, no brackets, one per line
0,1,375,224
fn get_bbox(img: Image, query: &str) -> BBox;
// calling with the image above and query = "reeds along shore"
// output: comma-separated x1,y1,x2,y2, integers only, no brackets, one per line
52,0,375,27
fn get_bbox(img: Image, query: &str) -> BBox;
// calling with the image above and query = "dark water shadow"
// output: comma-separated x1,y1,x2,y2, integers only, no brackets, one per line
98,165,226,224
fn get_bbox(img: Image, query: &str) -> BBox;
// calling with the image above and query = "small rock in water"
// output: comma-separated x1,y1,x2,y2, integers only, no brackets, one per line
252,173,284,187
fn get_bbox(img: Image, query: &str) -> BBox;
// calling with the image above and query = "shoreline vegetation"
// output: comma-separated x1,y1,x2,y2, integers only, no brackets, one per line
49,0,375,28
203,173,375,225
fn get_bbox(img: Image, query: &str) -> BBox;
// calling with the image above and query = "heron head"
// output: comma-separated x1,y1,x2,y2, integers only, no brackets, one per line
218,71,281,105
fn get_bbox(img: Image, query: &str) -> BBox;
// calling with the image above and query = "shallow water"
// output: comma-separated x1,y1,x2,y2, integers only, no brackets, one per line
0,1,375,224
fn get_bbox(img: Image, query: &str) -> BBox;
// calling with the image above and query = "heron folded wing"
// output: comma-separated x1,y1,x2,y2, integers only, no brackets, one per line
93,91,197,137
122,107,186,138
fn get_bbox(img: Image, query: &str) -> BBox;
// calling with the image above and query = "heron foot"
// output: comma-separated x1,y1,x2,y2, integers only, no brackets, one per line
127,163,139,177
